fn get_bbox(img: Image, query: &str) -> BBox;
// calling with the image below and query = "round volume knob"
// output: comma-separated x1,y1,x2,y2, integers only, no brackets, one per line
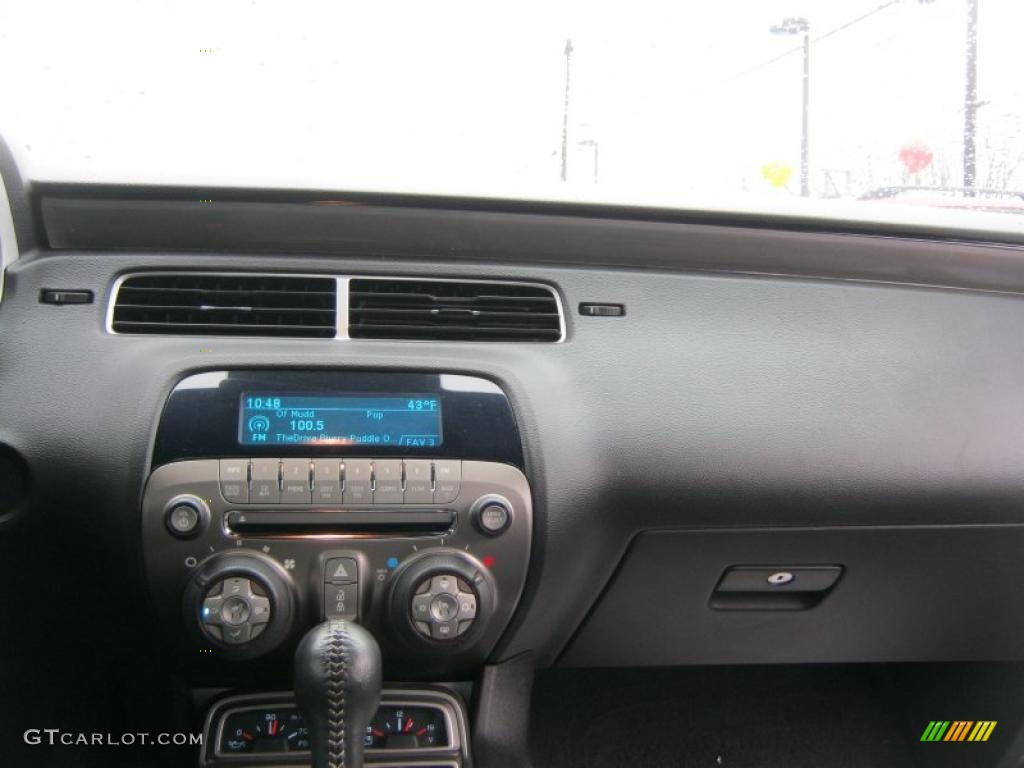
386,550,495,649
183,551,297,659
164,494,209,539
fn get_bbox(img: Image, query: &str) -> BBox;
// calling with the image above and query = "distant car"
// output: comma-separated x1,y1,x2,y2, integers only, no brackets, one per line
859,185,1024,214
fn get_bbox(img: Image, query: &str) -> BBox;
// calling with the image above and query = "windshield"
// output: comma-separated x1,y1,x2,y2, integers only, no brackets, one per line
2,0,1022,234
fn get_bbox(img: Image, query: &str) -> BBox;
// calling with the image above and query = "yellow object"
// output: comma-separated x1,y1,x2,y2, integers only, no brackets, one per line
761,163,792,189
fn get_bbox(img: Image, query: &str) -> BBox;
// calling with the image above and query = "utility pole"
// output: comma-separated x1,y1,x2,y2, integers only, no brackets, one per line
770,17,810,196
560,39,573,182
963,0,978,191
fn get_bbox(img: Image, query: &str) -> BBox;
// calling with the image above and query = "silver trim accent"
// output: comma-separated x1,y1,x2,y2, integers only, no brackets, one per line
0,172,19,305
203,688,466,764
335,276,350,340
106,271,566,342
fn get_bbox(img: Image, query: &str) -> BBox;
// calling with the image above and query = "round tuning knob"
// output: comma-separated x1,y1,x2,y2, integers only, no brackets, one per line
183,551,297,659
386,550,495,649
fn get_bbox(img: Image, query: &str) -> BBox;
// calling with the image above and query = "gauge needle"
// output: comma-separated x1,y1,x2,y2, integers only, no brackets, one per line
268,720,279,736
416,727,427,737
404,718,414,733
372,729,384,737
242,731,255,742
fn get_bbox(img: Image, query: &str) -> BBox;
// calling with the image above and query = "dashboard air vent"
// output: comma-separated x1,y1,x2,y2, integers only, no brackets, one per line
111,274,337,337
348,279,562,341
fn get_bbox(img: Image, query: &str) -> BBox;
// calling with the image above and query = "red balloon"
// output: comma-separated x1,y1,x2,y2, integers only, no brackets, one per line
899,141,934,174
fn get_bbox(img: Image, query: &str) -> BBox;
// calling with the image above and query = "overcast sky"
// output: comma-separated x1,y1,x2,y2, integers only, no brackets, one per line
1,0,1022,223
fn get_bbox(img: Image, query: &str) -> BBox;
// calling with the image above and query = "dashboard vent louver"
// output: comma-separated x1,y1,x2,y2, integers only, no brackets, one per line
348,279,562,342
111,274,337,337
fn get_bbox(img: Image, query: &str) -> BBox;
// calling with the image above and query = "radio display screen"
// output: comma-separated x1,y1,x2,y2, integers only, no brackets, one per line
239,393,442,447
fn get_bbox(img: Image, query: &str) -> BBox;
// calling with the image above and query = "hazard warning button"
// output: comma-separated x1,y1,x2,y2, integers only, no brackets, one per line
325,557,357,585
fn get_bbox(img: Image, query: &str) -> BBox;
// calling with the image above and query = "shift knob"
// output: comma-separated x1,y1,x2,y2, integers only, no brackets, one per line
294,620,382,768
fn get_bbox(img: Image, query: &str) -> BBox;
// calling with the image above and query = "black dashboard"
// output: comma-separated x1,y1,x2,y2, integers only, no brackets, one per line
4,145,1024,767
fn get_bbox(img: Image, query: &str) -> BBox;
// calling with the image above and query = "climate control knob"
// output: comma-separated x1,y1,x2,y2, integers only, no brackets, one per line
410,573,479,640
183,551,297,659
199,576,272,645
387,550,495,649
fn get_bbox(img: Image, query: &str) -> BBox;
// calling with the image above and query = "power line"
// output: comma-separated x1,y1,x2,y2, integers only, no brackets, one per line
717,0,901,86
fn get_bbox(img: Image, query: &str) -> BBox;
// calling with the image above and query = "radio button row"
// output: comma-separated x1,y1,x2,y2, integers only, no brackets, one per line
218,458,462,505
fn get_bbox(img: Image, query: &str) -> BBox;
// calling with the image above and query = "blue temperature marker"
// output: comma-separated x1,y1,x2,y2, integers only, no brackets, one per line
386,557,399,569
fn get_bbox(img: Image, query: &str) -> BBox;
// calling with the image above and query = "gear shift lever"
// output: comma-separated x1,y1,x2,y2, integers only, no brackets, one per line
294,620,382,768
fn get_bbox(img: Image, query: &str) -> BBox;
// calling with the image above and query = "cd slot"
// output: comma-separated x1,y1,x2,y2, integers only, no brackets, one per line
225,509,454,535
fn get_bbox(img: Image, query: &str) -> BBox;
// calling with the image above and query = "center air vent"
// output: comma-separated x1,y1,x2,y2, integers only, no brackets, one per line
348,279,563,342
111,274,337,337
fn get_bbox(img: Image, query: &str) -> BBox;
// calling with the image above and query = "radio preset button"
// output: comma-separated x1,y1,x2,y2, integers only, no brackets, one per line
219,459,250,503
342,459,372,504
249,459,281,504
280,459,312,503
403,460,433,503
312,460,342,503
373,460,404,504
433,460,461,504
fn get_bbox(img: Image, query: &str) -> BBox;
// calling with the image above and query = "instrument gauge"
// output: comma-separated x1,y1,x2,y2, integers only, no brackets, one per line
364,705,447,749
